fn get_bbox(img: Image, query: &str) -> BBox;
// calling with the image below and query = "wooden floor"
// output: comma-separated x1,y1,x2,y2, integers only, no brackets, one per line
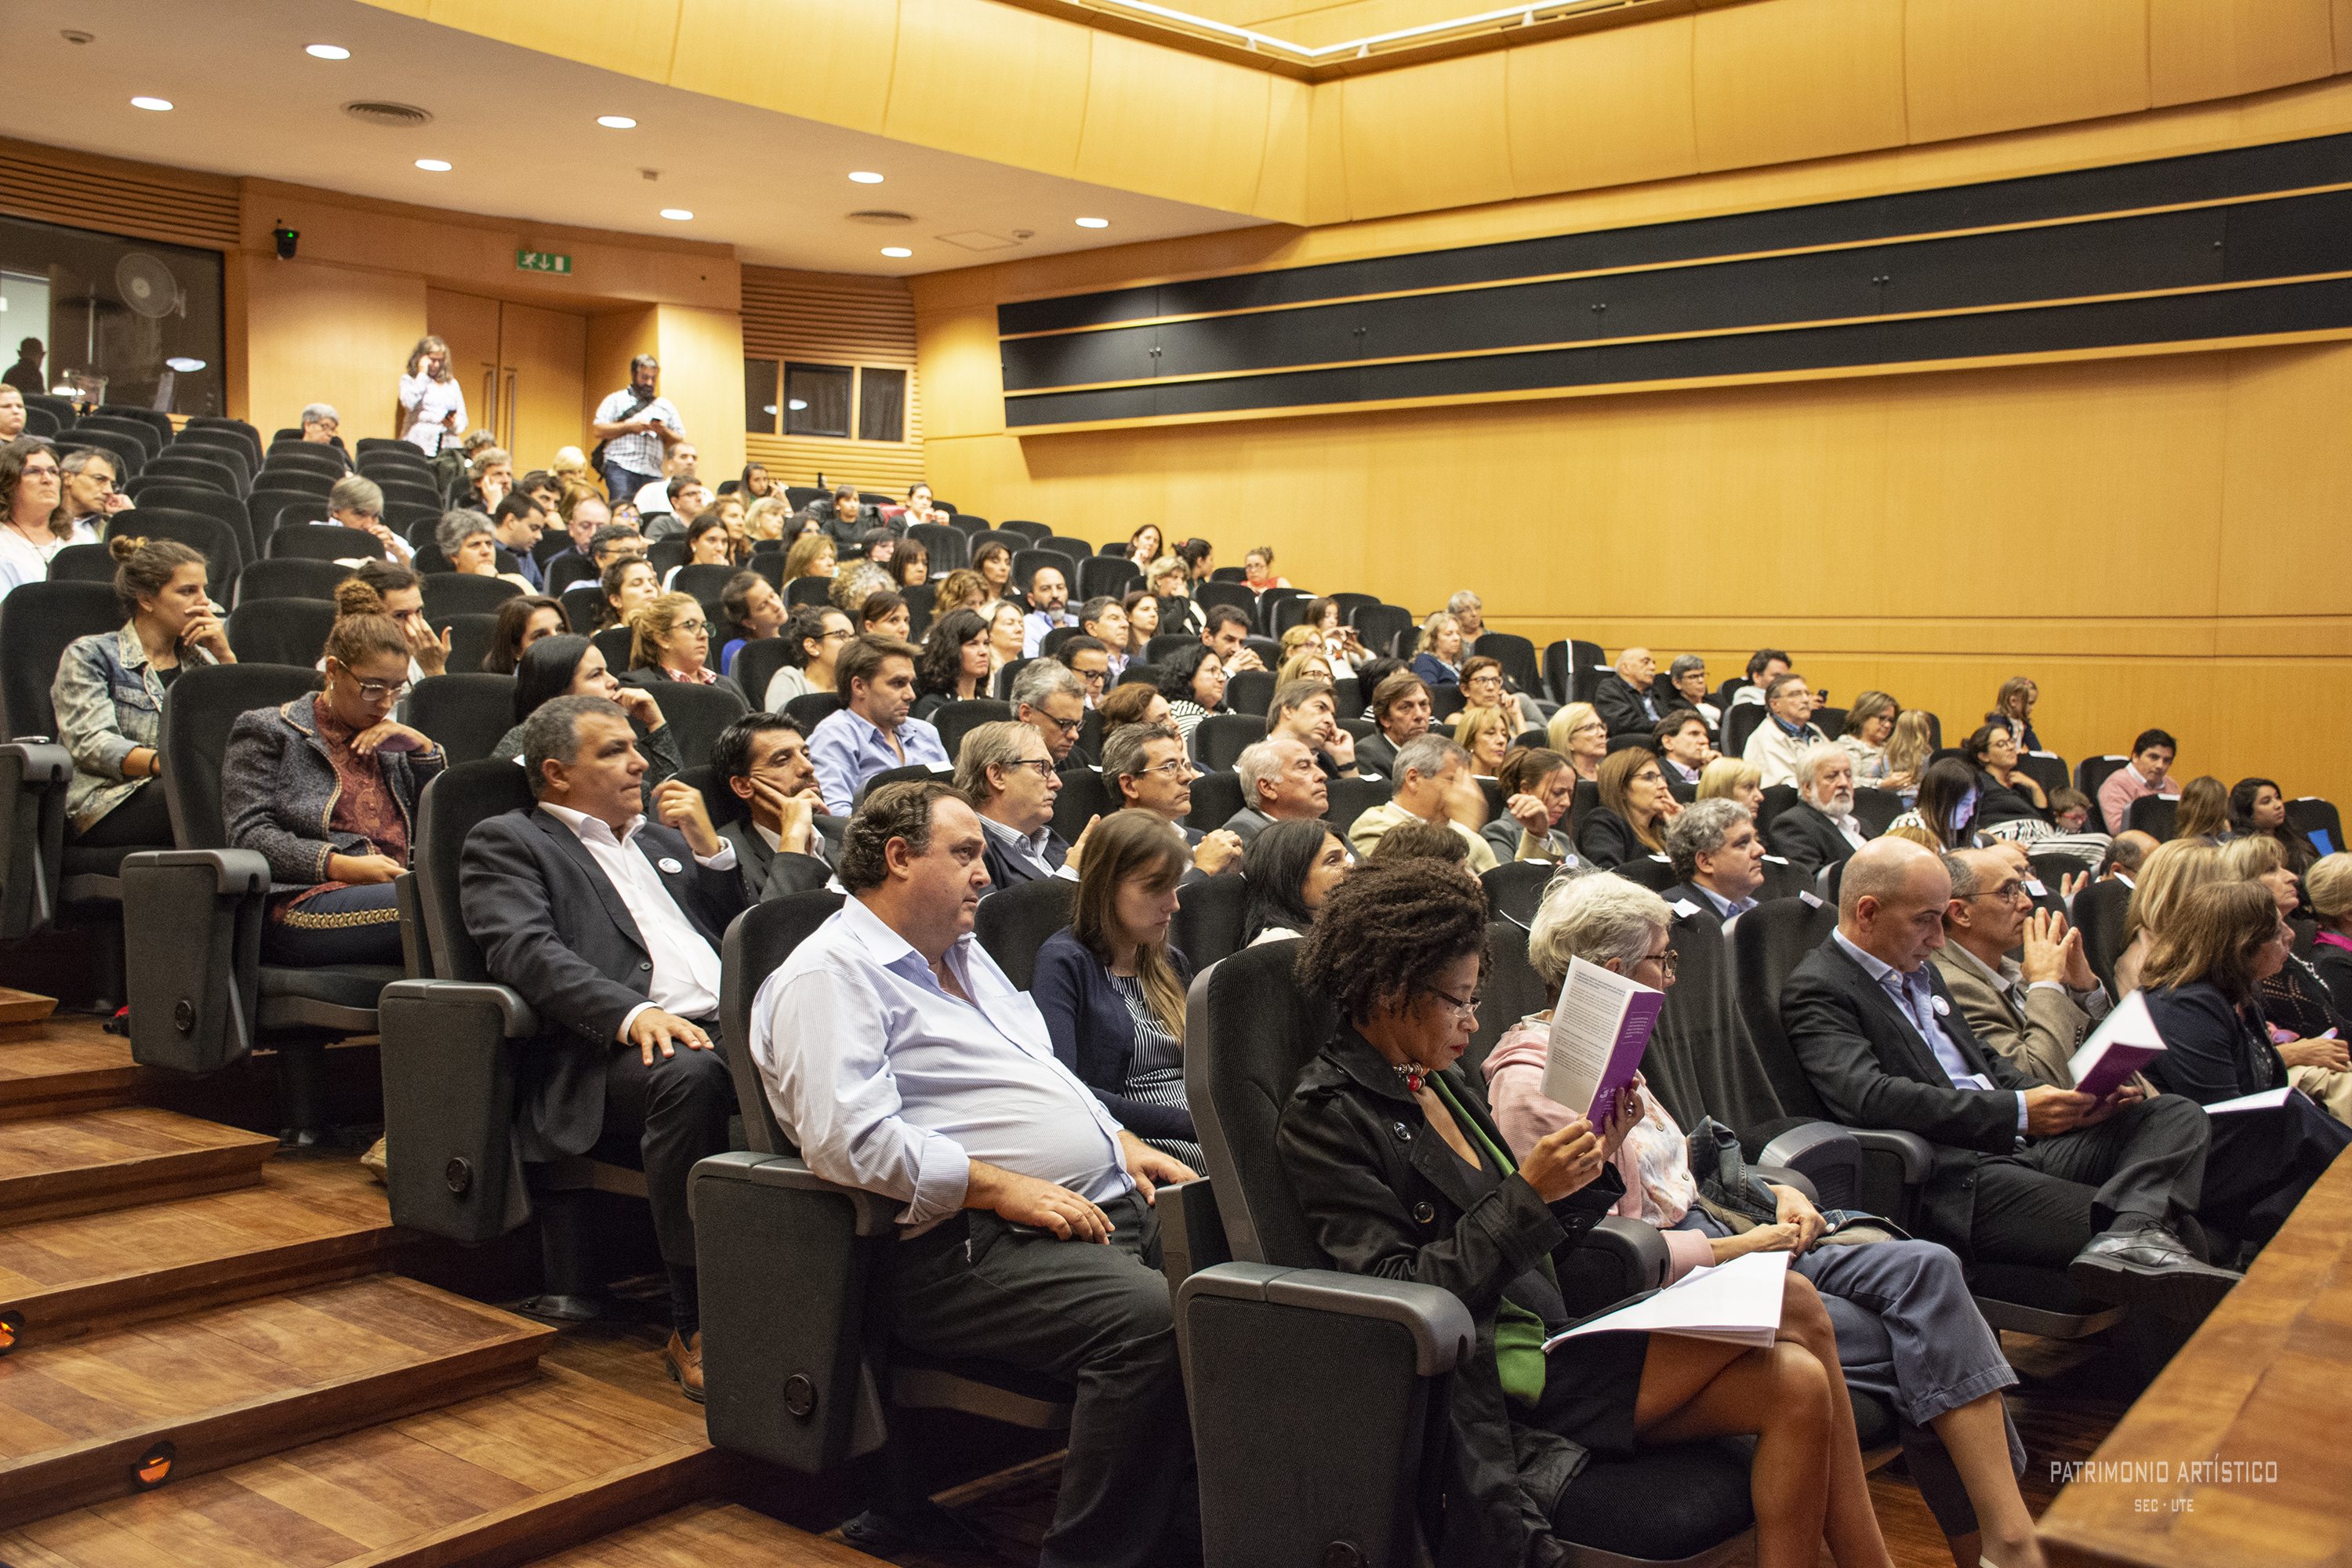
0,1010,2170,1567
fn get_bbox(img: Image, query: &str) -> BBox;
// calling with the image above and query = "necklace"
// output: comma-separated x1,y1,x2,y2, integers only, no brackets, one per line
1391,1059,1427,1094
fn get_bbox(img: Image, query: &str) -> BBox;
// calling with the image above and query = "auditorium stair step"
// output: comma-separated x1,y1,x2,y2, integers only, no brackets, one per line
0,1103,277,1226
0,1158,397,1348
525,1498,888,1566
0,1272,552,1527
0,1031,140,1122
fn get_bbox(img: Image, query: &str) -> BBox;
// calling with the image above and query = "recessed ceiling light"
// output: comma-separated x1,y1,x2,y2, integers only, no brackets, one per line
130,96,172,111
880,246,912,258
415,158,452,172
659,208,694,221
848,171,884,185
1075,216,1109,229
597,114,637,129
304,44,350,60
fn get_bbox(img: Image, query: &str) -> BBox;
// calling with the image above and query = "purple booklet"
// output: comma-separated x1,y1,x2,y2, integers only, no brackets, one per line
2066,989,2167,1099
1542,956,1665,1125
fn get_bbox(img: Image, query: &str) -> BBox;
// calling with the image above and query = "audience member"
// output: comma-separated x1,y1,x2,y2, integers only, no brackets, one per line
710,711,832,899
441,509,532,593
1268,678,1364,781
1302,596,1365,677
985,600,1026,685
1663,798,1765,925
1453,705,1513,775
2221,836,2352,1118
1147,555,1202,634
322,474,412,564
2228,778,2317,874
1698,756,1765,816
1488,870,2045,1568
2097,729,2176,833
911,608,992,720
1657,710,1713,785
1274,644,1333,691
715,571,785,675
761,604,854,710
53,448,125,537
2048,788,2096,837
2102,829,2158,885
1544,701,1607,782
1123,523,1163,568
1176,536,1214,585
1730,648,1791,708
1576,745,1681,870
1885,712,1934,798
934,568,992,619
397,335,466,454
493,633,681,793
1156,644,1228,742
1058,633,1113,707
1357,670,1432,778
829,561,892,621
1017,561,1071,656
1836,691,1904,789
1780,838,2237,1314
858,588,913,642
1932,848,2113,1088
1345,733,1497,873
1226,735,1327,843
814,485,880,548
1076,597,1130,677
489,494,550,589
0,385,21,441
467,448,514,514
1101,720,1240,876
591,354,685,508
1240,817,1349,945
1443,590,1484,646
2112,839,2224,998
296,404,350,467
1769,742,1871,877
484,593,564,676
341,560,450,683
1986,677,2042,752
2306,854,2352,1018
1593,646,1668,734
971,539,1014,599
2136,881,2351,1247
0,437,68,599
667,512,735,585
1240,544,1289,593
1095,680,1171,741
1200,602,1261,676
1961,725,2049,837
1667,653,1718,732
782,533,836,584
1034,810,1202,1169
742,463,775,502
750,781,1198,1567
960,719,1076,888
626,592,724,689
2173,775,2228,843
1282,858,1886,1568
808,635,949,815
1012,658,1091,768
1364,818,1472,868
223,580,444,966
1119,588,1160,657
1409,612,1465,688
1888,758,1981,851
1743,672,1828,789
1483,746,1576,864
463,693,738,1398
53,535,233,848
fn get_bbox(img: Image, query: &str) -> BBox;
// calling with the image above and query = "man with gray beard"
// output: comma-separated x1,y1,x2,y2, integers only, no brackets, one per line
1769,741,1871,877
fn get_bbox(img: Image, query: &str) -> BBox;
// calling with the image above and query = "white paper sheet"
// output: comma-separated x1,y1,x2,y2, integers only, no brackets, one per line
1544,1251,1791,1351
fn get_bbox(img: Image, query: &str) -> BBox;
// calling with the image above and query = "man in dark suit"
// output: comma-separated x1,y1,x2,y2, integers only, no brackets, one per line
1769,741,1871,878
1780,837,2238,1317
960,719,1076,890
1592,645,1668,735
460,694,746,1399
1661,797,1765,927
1225,735,1327,844
710,712,835,902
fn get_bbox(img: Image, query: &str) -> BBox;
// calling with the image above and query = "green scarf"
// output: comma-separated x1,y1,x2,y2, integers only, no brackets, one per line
1431,1075,1552,1408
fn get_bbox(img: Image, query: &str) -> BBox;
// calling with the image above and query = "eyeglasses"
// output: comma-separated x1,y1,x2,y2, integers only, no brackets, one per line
339,672,412,703
1004,758,1058,779
1968,879,2031,905
1425,986,1482,1021
1139,756,1196,779
1638,949,1680,980
1036,712,1083,736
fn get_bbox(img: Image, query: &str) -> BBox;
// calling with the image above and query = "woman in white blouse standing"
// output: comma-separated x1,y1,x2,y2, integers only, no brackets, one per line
397,336,467,456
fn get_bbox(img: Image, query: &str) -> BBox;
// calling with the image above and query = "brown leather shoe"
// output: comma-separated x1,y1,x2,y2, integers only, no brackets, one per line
664,1330,705,1403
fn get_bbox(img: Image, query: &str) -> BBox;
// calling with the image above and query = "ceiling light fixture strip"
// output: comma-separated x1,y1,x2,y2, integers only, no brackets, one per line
1081,0,1627,61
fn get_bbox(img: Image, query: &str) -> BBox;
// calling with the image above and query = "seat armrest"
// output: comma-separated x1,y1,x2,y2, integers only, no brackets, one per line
377,978,535,1242
129,846,270,894
1759,1120,1865,1210
704,1148,898,1236
1181,1262,1471,1376
1849,1127,1935,1225
379,978,539,1039
1557,1214,1671,1308
121,848,270,1073
0,742,69,938
1849,1127,1934,1180
1157,1177,1232,1294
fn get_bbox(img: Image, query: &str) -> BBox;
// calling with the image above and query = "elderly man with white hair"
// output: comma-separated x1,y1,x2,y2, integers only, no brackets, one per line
1592,645,1667,735
324,473,413,564
1223,734,1327,844
299,403,353,469
1769,741,1871,877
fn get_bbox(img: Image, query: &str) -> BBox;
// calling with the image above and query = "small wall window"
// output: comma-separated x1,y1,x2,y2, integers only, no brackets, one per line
858,368,906,443
742,357,910,441
784,363,852,438
742,358,779,434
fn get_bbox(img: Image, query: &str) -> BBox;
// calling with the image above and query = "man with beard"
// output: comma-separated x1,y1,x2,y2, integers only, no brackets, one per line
1769,742,1872,877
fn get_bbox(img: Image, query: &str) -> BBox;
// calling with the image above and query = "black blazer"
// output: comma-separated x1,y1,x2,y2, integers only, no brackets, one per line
1768,800,1862,877
980,822,1069,891
459,807,746,1160
1279,1028,1624,1567
2139,982,2284,1105
1780,937,2038,1244
1592,673,1664,737
2310,942,2352,1022
1356,729,1402,779
717,815,833,903
1572,805,1647,870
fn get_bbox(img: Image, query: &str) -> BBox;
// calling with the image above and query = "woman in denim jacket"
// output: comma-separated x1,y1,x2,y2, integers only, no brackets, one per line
51,535,234,847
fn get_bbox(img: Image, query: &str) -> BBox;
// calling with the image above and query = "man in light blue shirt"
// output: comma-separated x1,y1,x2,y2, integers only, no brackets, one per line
751,782,1196,1568
804,634,950,815
1020,561,1071,658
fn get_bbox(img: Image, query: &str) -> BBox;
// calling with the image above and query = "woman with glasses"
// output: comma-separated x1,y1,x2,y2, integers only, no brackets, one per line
0,437,68,600
625,591,728,691
2220,834,2352,1120
1155,643,1228,742
53,535,234,849
492,633,680,798
1485,872,2044,1568
1576,746,1682,870
1280,859,1887,1568
221,579,445,965
763,604,855,711
1033,810,1204,1171
2138,881,2351,1247
1544,701,1609,782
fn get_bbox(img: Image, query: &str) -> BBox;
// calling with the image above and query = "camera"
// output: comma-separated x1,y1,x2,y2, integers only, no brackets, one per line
273,227,299,260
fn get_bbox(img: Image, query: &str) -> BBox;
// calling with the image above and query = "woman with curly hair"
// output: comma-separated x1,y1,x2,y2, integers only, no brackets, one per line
1280,859,1885,1568
1154,643,1227,741
912,608,991,722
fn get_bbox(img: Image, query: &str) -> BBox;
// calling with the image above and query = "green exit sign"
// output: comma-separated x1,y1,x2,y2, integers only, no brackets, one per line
516,249,572,275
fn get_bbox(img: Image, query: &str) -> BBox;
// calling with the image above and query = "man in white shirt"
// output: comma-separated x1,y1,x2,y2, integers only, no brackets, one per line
460,695,746,1400
591,354,685,509
752,782,1197,1568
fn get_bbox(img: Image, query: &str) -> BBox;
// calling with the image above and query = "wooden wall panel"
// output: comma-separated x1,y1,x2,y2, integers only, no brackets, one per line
742,266,924,492
240,258,426,445
1338,53,1514,219
1903,0,2151,147
885,0,1089,176
1254,77,1317,226
1504,18,1700,199
0,137,239,251
652,303,746,492
1075,34,1273,215
2216,342,2352,621
669,0,898,130
1691,0,1907,171
2149,0,2336,109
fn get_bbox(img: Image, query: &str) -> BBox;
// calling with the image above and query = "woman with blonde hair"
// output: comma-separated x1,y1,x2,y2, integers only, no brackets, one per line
1544,701,1608,782
1697,756,1764,818
2173,775,2229,842
1837,690,1902,787
1576,745,1681,869
2305,853,2352,1018
1276,648,1334,690
1986,676,2041,751
1409,612,1465,688
781,533,836,583
933,568,992,619
1454,704,1514,776
398,335,467,455
1883,711,1934,800
626,591,723,688
2113,838,2226,996
744,495,793,544
1030,809,1201,1168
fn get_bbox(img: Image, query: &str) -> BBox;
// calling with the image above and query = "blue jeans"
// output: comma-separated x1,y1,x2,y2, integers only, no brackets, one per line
603,460,659,512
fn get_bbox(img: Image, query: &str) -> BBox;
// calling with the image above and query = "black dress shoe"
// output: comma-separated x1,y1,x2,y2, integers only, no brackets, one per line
2068,1223,2241,1319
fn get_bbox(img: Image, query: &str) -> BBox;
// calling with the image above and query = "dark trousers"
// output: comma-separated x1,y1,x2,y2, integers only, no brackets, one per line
73,779,171,847
262,882,404,966
2198,1093,2350,1248
603,460,658,510
588,1026,734,1269
1965,1091,2209,1266
887,1194,1196,1568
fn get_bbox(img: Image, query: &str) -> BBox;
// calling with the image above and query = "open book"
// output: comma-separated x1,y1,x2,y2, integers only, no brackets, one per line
2065,989,2168,1099
1544,1251,1791,1351
1541,956,1665,1126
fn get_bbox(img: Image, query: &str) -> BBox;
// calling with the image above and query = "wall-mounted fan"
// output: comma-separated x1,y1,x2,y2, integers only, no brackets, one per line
114,252,184,318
